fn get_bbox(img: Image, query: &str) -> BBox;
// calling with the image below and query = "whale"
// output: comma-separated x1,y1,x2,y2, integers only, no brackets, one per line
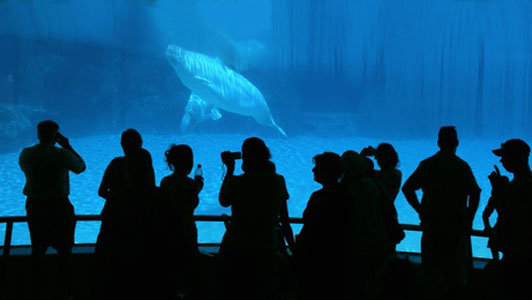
166,44,287,136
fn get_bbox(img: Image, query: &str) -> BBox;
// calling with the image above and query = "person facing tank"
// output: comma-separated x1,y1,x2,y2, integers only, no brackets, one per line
340,150,402,298
218,137,292,300
361,143,402,201
158,144,203,298
19,120,86,299
402,126,480,299
94,128,156,299
488,138,532,298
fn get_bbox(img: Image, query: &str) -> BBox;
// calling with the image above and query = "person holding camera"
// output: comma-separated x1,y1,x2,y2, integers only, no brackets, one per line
19,120,86,298
361,143,402,201
218,137,292,300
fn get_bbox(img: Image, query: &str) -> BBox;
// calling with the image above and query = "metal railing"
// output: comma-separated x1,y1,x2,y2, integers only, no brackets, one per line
0,214,489,258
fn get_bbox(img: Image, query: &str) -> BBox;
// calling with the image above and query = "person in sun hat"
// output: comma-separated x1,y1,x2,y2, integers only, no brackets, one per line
489,138,532,298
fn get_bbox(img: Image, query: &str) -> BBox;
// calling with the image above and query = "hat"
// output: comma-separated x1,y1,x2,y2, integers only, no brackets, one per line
492,139,530,157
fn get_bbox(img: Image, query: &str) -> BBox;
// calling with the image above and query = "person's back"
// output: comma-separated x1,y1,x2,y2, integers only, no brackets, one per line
414,152,477,231
95,129,155,299
376,168,402,201
222,171,286,253
20,144,85,202
19,120,85,299
157,144,203,298
218,137,289,300
402,126,480,299
160,174,199,247
349,176,390,253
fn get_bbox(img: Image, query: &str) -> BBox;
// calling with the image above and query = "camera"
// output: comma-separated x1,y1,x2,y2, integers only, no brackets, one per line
361,146,376,157
221,151,242,161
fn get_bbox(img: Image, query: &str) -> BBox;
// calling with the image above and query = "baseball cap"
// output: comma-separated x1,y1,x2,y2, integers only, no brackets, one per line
492,139,530,158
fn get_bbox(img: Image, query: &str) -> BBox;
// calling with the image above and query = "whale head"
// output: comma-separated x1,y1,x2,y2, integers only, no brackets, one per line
166,44,186,69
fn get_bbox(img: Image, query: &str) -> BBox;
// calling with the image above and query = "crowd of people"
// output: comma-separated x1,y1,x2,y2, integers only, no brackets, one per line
17,121,532,300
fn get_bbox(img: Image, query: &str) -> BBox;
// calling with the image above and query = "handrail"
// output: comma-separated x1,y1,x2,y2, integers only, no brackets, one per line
0,214,488,258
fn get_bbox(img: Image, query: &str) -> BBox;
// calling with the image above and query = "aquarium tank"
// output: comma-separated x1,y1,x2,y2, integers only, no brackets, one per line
1,0,531,258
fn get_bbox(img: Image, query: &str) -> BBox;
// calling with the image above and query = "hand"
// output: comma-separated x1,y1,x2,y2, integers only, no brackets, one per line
221,151,236,170
361,146,376,156
488,165,509,194
56,132,70,148
194,176,204,192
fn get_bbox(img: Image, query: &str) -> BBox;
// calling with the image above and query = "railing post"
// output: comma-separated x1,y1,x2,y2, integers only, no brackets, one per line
3,221,13,258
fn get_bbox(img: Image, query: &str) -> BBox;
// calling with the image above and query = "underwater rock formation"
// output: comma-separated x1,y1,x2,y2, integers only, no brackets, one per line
166,44,286,136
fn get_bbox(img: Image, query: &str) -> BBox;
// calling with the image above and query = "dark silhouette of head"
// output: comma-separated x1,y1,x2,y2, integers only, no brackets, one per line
165,144,193,175
127,148,153,182
37,120,59,144
121,129,143,156
376,143,399,170
241,137,271,173
437,126,458,153
341,150,368,180
312,152,342,185
493,139,530,174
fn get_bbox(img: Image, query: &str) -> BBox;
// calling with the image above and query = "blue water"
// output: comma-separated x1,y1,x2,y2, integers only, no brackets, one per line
0,133,506,258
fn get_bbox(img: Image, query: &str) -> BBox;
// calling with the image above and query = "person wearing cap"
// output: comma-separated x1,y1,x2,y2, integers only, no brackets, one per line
19,120,86,298
402,126,480,298
490,138,532,297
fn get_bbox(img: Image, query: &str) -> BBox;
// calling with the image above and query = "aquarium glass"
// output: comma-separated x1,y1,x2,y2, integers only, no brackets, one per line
2,0,532,258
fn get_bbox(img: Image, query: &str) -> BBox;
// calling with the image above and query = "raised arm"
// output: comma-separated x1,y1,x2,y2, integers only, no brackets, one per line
482,196,496,232
57,132,86,174
219,151,236,207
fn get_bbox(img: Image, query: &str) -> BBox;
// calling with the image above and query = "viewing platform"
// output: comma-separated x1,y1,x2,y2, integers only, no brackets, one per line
0,215,495,299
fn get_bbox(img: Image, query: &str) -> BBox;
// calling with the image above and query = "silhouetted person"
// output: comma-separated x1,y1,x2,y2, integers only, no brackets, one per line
361,143,402,201
402,126,480,300
266,160,296,256
489,139,532,298
295,152,352,300
482,166,508,262
159,144,203,298
362,143,403,255
218,137,292,300
341,150,402,299
19,120,86,299
94,129,155,299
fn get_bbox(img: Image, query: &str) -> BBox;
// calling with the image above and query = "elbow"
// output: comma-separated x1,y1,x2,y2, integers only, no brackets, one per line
98,188,107,199
401,185,411,195
73,164,86,174
219,194,230,208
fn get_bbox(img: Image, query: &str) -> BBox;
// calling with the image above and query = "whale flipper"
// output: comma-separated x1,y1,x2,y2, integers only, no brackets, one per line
194,75,216,89
211,108,222,120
